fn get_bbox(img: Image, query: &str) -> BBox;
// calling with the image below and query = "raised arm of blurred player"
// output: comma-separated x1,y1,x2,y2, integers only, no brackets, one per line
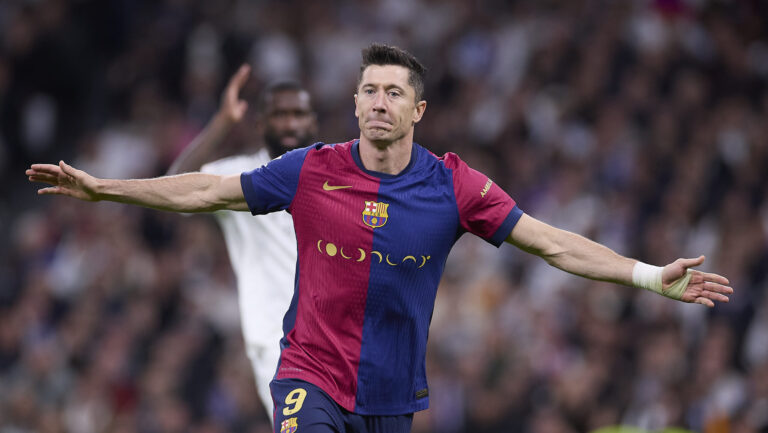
167,64,252,176
27,161,248,213
506,213,733,307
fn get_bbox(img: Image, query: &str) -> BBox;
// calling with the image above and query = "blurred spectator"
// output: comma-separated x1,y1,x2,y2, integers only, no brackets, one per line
4,0,768,431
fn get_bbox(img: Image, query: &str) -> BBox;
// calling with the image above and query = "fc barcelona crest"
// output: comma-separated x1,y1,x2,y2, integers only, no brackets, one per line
280,417,298,433
362,201,389,228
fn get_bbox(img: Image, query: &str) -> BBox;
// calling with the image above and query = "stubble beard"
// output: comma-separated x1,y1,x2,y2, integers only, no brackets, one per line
264,132,311,158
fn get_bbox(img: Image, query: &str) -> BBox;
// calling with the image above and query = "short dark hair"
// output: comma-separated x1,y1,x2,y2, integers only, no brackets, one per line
358,43,426,101
259,80,309,112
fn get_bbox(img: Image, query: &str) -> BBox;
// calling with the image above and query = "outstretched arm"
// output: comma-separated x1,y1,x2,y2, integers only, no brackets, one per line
167,64,252,175
506,213,733,307
27,161,248,213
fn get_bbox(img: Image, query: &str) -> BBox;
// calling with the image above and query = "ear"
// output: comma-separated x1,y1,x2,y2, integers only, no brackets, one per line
412,100,427,124
353,93,359,118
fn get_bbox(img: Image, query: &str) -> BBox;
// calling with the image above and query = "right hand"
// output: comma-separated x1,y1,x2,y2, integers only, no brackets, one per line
219,64,252,124
26,161,101,201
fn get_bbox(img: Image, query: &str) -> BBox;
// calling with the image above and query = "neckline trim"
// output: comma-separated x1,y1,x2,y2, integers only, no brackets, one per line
351,140,419,179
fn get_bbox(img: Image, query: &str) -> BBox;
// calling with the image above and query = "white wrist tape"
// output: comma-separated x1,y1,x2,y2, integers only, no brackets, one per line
632,262,663,293
632,262,692,300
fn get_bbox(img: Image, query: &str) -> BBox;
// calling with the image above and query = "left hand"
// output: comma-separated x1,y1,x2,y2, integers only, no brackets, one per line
662,255,733,307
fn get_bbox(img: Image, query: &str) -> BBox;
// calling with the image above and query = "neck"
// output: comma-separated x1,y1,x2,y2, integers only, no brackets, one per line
358,135,413,175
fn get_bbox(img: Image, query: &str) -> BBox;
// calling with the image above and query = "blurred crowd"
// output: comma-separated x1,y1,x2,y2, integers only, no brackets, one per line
2,0,768,432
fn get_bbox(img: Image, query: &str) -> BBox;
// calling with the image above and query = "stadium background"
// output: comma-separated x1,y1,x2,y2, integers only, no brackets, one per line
2,0,768,432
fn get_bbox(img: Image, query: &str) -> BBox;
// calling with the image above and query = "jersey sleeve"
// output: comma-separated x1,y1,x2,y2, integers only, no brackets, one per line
240,146,312,215
446,153,523,246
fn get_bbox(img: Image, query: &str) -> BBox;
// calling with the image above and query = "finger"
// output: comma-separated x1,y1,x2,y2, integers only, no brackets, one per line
701,272,730,286
694,297,715,308
39,186,83,198
679,255,706,269
27,170,59,180
59,160,71,174
38,186,63,195
30,163,61,170
59,160,81,178
27,171,52,180
701,291,730,303
29,174,59,185
235,100,248,117
703,281,733,294
228,64,251,92
28,164,63,175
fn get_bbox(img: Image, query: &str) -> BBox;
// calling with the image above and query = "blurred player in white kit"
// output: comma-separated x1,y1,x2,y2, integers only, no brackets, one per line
167,64,317,420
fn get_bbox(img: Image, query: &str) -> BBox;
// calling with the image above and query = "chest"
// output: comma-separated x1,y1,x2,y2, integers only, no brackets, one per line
290,163,460,260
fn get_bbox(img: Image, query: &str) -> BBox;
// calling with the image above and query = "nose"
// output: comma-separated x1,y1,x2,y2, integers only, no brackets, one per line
372,89,387,113
285,114,300,131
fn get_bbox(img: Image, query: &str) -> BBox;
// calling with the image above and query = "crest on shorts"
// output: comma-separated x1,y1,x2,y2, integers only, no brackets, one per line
280,417,298,433
362,201,389,228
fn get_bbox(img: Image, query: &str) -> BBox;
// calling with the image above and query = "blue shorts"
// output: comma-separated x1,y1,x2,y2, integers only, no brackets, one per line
270,378,414,433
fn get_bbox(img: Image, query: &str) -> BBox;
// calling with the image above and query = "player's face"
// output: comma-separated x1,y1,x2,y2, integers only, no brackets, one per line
354,65,426,145
263,90,317,157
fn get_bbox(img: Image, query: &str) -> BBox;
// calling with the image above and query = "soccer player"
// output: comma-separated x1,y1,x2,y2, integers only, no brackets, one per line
165,64,317,420
27,44,733,433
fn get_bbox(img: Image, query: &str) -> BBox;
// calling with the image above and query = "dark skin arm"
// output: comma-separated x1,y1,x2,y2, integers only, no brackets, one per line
167,64,251,175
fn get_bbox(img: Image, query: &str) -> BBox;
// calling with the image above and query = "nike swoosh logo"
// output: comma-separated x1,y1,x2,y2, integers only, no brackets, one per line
323,181,352,191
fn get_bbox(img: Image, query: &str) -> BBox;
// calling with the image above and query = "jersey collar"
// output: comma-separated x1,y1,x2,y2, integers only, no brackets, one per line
351,139,419,179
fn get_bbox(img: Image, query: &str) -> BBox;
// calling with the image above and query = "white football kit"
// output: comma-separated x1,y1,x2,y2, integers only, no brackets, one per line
201,148,296,418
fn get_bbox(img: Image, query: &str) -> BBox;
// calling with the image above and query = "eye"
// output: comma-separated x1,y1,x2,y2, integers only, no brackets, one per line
270,111,288,119
364,88,375,95
388,90,401,98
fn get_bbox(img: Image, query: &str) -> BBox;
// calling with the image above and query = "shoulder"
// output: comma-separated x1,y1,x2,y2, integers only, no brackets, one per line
299,139,356,165
435,152,466,170
432,151,495,196
286,140,350,156
250,140,354,173
310,139,355,155
415,150,467,177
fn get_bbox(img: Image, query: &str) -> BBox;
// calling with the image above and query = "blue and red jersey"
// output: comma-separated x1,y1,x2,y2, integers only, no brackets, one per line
240,140,522,415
